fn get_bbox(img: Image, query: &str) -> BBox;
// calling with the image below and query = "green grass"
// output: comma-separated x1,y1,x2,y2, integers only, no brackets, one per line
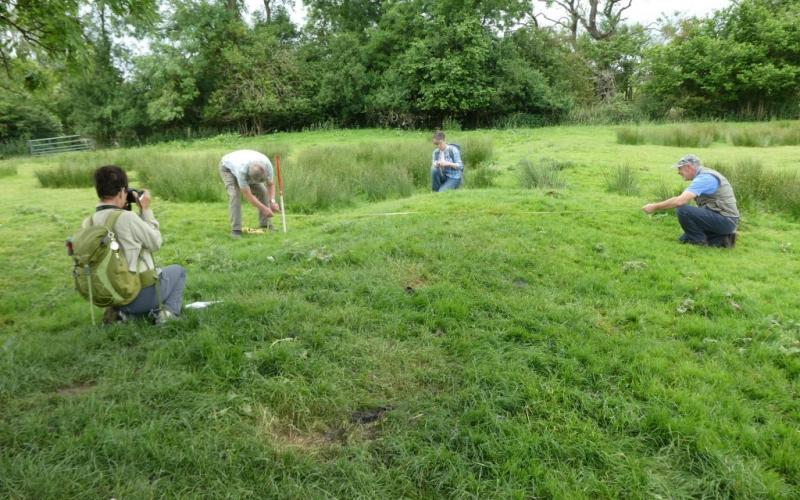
517,158,569,189
606,165,641,196
2,125,800,498
0,165,16,178
619,122,800,148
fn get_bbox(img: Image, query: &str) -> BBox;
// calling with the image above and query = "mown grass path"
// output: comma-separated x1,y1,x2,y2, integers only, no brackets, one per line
1,125,799,497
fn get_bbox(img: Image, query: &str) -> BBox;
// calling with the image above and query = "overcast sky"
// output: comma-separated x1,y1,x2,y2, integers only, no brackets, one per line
244,0,734,28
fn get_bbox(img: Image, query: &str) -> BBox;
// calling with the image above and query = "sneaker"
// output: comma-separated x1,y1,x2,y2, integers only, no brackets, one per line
102,307,127,325
154,309,178,325
231,230,242,239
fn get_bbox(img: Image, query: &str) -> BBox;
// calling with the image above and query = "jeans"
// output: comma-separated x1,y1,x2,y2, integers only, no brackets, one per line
676,205,737,246
219,162,271,231
120,264,186,316
431,168,462,192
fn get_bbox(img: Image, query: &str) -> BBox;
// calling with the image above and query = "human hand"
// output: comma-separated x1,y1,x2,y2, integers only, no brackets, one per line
270,201,280,212
641,203,656,214
138,189,152,211
260,206,274,218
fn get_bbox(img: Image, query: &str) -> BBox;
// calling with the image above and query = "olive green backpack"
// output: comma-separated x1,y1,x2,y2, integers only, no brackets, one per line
68,210,141,323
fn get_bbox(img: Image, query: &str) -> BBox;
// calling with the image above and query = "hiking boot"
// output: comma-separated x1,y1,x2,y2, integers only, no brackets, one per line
231,229,242,239
727,233,737,248
154,309,178,325
102,307,127,325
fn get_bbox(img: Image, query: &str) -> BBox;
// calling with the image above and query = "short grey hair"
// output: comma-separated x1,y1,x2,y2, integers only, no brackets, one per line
248,163,267,182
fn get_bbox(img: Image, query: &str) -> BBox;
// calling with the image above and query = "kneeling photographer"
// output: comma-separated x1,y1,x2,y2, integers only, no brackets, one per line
83,165,186,324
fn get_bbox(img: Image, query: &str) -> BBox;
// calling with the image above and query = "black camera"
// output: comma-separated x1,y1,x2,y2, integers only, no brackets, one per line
125,188,143,211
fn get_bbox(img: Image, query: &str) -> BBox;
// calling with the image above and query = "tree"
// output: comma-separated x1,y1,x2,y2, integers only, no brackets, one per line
539,0,633,48
0,0,155,67
642,0,800,119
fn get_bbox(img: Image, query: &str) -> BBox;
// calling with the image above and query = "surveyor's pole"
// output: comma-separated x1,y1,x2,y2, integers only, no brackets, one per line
276,154,287,233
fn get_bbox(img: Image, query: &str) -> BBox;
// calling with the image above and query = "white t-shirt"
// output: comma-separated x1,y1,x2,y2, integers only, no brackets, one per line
220,150,274,188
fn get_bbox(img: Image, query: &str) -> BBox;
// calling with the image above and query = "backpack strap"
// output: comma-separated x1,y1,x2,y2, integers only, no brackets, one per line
103,210,125,231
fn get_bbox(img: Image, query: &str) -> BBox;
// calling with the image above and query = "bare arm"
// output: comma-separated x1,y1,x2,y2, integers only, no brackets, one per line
241,185,274,217
642,191,696,214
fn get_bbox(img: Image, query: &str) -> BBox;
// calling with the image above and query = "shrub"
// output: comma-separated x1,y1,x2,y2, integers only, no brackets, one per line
518,158,566,189
606,165,640,196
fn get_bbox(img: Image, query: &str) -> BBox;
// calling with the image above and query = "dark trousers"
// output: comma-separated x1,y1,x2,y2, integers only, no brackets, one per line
676,205,737,246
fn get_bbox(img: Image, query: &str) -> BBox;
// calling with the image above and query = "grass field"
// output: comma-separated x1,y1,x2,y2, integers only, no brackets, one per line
1,124,800,498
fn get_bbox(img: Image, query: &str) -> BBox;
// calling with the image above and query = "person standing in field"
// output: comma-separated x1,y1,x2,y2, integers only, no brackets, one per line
642,154,739,247
219,150,280,238
431,130,464,192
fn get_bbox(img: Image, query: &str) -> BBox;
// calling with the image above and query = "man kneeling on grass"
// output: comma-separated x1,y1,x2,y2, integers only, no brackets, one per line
431,130,464,192
642,154,739,247
219,149,280,238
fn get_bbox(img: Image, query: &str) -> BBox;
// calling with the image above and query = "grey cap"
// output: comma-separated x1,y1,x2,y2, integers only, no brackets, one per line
673,154,701,169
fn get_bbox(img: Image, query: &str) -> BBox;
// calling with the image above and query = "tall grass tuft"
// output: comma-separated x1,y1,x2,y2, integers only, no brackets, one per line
618,124,723,147
712,158,800,217
518,159,566,189
0,165,17,178
606,165,640,196
458,137,493,170
457,137,495,188
133,152,225,202
35,163,96,188
728,123,800,147
652,125,720,148
283,141,433,212
616,127,646,145
651,181,684,215
728,129,767,147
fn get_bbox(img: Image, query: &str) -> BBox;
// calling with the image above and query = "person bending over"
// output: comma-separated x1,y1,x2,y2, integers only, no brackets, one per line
642,154,739,247
219,149,280,238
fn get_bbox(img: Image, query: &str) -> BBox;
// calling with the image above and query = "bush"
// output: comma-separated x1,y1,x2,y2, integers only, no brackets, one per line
0,139,29,158
606,165,640,196
518,158,566,189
